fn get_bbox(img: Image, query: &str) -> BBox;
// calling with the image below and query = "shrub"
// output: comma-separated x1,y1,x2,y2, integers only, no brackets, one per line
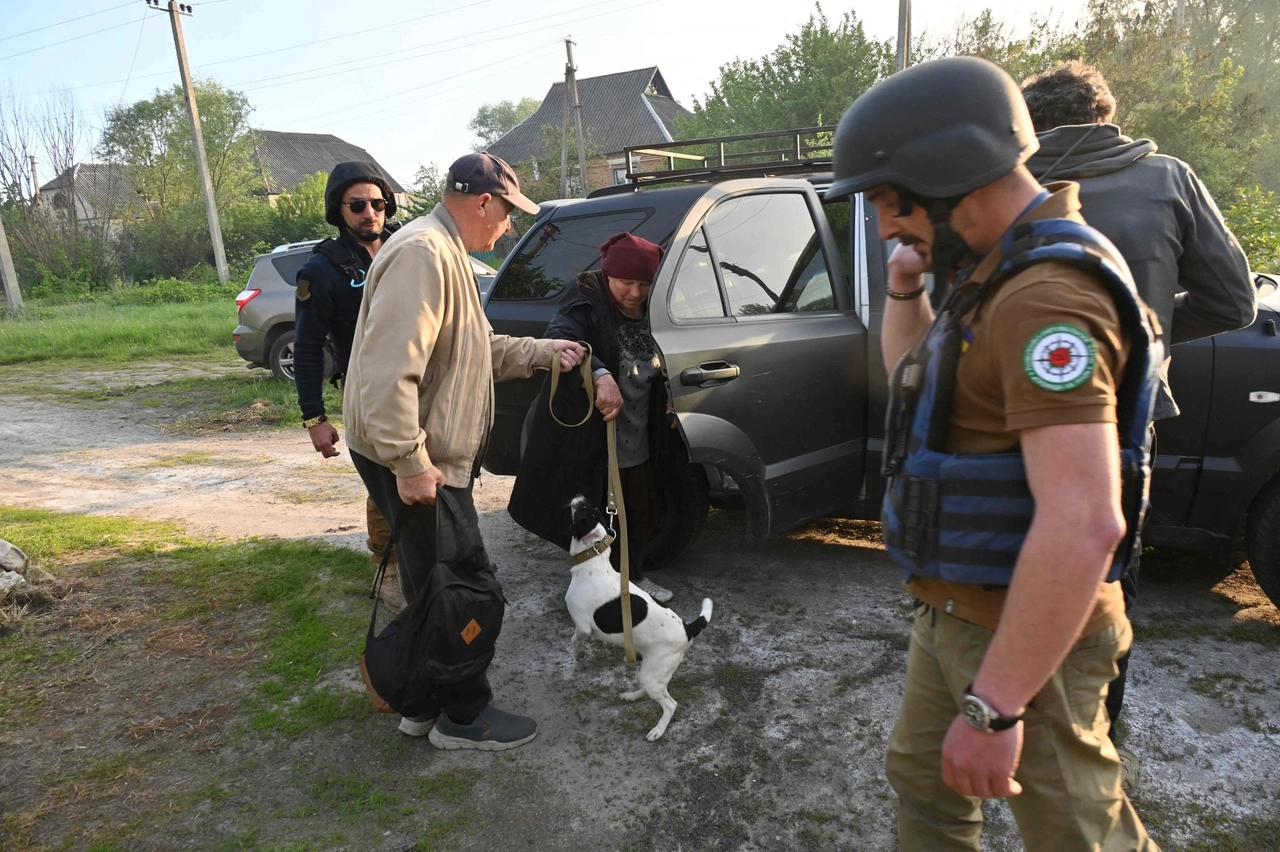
1226,186,1280,273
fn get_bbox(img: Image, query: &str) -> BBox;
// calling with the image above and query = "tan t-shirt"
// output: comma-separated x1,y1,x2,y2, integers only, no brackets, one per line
905,183,1129,635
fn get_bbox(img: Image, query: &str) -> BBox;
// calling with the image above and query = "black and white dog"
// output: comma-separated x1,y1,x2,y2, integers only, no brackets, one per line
566,495,713,741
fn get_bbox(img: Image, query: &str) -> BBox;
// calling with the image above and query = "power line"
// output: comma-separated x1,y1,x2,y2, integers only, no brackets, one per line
290,46,564,130
0,16,145,63
0,1,134,44
0,0,613,100
275,0,667,127
117,5,151,106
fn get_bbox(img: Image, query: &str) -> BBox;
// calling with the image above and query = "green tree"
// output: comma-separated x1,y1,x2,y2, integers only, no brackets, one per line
468,97,540,150
98,80,263,278
269,171,329,244
1225,186,1280,272
677,7,894,139
403,163,446,220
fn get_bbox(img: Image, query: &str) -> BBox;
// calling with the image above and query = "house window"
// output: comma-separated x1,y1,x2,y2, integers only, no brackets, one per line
612,166,628,186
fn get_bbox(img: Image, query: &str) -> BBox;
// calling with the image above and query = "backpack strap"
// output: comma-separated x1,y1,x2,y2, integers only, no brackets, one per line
314,237,363,282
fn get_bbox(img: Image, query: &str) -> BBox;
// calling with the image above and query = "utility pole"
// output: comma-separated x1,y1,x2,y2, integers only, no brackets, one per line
565,39,589,198
1175,0,1186,33
896,0,912,72
149,0,229,284
0,212,24,313
560,47,571,198
29,156,39,204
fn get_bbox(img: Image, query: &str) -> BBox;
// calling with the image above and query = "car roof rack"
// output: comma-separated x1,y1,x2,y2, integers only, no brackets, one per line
620,125,836,188
271,239,321,253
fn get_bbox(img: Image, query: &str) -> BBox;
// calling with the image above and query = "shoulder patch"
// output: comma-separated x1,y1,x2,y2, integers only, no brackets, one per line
296,279,311,302
1022,323,1096,391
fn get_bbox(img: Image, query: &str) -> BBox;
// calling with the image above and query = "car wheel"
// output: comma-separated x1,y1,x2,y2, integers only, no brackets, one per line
1246,477,1280,608
645,462,711,570
269,331,297,382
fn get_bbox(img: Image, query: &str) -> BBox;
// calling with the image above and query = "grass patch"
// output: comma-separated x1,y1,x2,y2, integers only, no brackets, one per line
0,299,236,364
0,505,190,562
417,768,482,805
75,372,343,430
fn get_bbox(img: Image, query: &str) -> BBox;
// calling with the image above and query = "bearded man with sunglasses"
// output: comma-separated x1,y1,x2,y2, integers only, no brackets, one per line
294,161,404,609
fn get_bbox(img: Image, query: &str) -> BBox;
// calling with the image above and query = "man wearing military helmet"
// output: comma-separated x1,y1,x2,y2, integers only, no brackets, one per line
829,57,1159,849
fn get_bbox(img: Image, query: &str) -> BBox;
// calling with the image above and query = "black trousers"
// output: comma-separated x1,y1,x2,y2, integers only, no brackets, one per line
608,460,652,583
352,450,492,723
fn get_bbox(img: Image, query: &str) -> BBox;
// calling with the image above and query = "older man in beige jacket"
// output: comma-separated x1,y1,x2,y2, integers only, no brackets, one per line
346,153,584,752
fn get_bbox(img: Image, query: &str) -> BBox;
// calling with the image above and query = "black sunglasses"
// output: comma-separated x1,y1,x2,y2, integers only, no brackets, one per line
343,198,387,213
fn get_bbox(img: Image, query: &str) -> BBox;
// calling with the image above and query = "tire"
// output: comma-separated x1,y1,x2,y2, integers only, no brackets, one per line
1246,477,1280,608
645,462,711,570
268,330,335,384
268,330,297,382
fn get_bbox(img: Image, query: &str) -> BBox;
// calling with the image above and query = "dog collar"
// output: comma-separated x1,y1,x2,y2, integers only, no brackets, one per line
572,532,615,565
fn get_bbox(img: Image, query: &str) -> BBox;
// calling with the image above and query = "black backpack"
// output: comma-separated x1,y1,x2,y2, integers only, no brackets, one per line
359,490,506,718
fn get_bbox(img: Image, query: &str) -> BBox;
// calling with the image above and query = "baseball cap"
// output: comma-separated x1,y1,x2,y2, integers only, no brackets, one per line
446,153,539,215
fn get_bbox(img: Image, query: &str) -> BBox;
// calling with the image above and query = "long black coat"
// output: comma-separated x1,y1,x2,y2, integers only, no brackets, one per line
507,272,679,551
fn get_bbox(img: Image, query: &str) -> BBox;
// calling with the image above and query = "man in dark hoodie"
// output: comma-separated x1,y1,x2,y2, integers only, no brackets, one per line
1022,61,1256,788
294,161,405,611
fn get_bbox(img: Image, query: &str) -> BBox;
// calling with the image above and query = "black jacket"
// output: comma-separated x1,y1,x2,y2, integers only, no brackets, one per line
1026,124,1256,419
507,272,679,550
293,223,401,420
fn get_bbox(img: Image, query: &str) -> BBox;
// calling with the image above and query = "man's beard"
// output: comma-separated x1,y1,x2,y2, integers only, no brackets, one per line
349,225,381,243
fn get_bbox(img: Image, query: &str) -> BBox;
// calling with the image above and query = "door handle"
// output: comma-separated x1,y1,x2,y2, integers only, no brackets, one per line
680,361,740,387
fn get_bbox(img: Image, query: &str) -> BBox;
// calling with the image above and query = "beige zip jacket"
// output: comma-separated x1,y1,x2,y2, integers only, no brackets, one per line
343,204,555,485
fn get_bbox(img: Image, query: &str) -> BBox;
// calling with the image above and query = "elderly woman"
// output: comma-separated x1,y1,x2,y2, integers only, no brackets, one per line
509,232,678,602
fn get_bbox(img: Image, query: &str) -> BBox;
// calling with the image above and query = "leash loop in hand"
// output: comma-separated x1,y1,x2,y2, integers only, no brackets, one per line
546,339,636,664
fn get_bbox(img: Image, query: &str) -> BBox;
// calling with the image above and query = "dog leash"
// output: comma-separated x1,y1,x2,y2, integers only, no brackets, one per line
550,342,637,664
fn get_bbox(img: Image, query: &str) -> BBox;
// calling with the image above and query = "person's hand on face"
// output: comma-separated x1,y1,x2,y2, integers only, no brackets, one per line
341,181,387,243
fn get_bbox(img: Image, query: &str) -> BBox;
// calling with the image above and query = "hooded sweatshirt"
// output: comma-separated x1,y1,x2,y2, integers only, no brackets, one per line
1027,123,1255,420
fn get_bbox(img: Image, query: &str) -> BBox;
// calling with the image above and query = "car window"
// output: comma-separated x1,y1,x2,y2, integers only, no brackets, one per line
492,210,651,301
704,193,837,317
822,198,853,280
670,228,726,320
271,252,310,288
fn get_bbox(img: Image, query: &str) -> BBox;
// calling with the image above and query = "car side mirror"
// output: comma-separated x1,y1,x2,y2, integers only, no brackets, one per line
1255,272,1278,298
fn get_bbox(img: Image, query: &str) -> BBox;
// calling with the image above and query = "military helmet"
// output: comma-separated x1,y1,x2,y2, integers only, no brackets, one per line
829,57,1038,201
324,161,398,227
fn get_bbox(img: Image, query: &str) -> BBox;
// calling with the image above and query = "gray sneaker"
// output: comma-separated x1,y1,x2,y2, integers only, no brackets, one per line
428,705,538,751
397,714,437,737
637,577,673,603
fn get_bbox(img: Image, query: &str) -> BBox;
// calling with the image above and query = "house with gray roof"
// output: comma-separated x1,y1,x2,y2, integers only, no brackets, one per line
253,130,408,207
37,163,148,225
485,67,692,192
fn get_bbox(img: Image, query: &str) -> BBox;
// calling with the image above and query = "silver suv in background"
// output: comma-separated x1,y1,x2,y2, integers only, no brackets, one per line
233,240,499,381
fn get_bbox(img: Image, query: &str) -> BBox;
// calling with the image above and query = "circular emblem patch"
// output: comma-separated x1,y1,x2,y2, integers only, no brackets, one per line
1023,323,1096,391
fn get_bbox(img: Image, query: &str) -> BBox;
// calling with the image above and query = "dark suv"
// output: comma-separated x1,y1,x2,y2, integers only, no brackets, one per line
482,128,1280,607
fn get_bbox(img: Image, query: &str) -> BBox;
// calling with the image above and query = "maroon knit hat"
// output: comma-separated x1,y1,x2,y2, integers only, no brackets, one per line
599,232,663,282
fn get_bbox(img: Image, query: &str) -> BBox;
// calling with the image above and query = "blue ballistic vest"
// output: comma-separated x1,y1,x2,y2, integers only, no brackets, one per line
881,218,1162,585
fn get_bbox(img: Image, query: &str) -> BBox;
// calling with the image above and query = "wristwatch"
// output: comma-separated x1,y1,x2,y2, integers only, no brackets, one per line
962,686,1023,732
302,414,328,428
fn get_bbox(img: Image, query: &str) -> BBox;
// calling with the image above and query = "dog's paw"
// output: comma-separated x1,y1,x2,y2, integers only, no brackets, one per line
646,724,668,742
619,688,646,702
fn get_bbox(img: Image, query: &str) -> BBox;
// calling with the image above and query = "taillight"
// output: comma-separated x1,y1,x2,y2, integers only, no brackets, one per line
235,288,261,311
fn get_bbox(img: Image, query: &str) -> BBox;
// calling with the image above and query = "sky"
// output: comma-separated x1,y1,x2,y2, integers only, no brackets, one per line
0,0,1089,188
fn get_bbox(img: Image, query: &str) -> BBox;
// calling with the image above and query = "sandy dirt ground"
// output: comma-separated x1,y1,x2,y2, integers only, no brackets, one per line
2,361,1279,850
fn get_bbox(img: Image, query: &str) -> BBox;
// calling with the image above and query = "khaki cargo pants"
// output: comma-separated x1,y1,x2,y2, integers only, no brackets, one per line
886,605,1159,851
